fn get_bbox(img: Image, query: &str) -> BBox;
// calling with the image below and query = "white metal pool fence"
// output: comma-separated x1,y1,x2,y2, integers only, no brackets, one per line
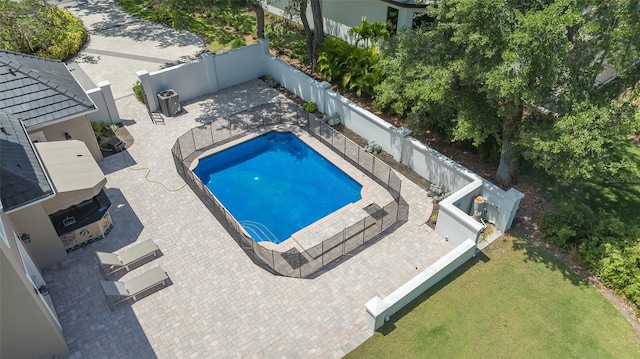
171,102,404,278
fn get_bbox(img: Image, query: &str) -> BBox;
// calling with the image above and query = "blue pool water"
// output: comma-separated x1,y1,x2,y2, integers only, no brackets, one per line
193,131,362,244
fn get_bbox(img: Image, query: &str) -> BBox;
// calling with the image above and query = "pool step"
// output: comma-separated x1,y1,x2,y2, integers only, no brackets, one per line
239,220,279,243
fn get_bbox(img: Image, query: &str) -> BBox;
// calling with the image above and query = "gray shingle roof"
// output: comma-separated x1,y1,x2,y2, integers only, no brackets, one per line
0,50,96,128
0,111,54,211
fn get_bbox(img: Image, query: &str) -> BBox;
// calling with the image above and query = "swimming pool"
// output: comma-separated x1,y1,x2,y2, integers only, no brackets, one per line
193,131,363,244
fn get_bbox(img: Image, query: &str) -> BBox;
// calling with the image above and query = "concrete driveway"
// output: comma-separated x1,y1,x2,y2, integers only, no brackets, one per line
53,0,204,99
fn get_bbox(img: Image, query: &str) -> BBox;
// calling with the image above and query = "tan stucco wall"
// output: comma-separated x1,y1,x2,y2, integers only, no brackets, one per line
29,115,103,162
8,204,67,268
0,213,69,359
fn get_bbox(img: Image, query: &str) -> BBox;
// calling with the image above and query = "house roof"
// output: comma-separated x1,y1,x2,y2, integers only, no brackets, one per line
0,111,54,211
0,50,96,129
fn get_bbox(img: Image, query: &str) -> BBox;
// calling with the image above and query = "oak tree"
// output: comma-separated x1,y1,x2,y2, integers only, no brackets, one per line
375,0,639,185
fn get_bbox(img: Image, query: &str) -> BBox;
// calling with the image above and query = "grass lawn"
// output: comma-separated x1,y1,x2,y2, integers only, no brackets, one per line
346,235,640,359
115,0,253,53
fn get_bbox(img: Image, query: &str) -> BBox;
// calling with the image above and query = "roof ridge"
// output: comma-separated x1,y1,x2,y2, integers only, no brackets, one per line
2,56,95,110
0,49,63,65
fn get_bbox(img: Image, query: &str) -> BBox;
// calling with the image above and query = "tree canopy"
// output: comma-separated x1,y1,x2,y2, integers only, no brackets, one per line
0,0,87,60
375,0,639,185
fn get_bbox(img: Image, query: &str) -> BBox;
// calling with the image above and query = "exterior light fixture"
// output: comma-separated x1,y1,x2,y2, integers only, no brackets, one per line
64,132,72,140
37,285,50,296
20,233,30,244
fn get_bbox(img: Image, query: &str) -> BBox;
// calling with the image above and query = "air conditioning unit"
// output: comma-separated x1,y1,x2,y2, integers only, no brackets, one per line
157,89,181,117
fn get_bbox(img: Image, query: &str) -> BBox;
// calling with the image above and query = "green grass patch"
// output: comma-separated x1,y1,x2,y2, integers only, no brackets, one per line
346,235,640,359
115,0,254,53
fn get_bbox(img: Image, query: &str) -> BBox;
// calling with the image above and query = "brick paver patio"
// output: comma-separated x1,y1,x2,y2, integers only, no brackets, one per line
44,80,455,358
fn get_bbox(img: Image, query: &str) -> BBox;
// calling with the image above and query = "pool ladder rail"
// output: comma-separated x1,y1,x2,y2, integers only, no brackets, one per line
239,220,280,243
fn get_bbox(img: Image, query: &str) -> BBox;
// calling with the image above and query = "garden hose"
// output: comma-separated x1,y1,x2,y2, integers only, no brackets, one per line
120,149,186,192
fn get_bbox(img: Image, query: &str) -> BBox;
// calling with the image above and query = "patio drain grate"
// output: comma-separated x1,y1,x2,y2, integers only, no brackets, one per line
363,203,387,220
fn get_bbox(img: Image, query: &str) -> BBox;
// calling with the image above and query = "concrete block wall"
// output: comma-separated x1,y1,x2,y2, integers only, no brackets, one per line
401,137,477,194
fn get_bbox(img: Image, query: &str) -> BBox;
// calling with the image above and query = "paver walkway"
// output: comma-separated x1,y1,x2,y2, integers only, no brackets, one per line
44,80,455,358
53,0,204,99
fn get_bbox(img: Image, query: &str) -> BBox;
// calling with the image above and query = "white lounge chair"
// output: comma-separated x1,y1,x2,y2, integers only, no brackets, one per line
96,240,160,275
100,266,170,308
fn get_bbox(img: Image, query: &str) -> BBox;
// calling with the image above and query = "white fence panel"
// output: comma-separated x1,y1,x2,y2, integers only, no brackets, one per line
265,55,327,104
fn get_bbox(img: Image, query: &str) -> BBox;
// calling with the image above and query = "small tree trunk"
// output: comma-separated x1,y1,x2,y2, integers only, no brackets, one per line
298,0,314,65
495,106,523,186
310,0,324,69
250,1,265,39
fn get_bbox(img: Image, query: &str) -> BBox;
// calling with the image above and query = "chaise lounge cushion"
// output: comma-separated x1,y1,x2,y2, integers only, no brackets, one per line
96,240,160,275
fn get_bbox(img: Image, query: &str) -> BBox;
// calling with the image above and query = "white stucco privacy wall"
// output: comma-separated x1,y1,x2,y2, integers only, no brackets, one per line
139,42,267,112
401,136,477,194
365,239,477,332
265,55,328,105
435,180,485,246
213,43,267,90
85,81,120,124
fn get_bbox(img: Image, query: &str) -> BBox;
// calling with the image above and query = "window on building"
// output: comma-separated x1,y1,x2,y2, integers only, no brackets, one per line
412,11,435,29
387,7,399,34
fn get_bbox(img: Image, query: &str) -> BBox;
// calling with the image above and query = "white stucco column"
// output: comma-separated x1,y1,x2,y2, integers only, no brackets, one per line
96,81,120,124
136,70,157,112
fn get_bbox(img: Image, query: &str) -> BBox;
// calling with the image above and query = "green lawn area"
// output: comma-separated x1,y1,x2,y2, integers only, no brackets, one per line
115,0,253,53
346,235,640,359
116,0,308,58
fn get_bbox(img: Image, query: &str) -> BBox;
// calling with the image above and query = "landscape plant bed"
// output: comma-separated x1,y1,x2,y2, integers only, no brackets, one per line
93,122,134,157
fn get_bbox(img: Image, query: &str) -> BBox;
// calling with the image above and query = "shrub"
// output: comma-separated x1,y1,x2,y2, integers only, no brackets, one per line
541,203,640,310
0,0,87,60
132,81,145,103
230,37,246,49
317,36,381,96
302,101,318,113
427,184,449,203
323,112,341,126
148,5,172,25
91,121,110,142
364,140,382,155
